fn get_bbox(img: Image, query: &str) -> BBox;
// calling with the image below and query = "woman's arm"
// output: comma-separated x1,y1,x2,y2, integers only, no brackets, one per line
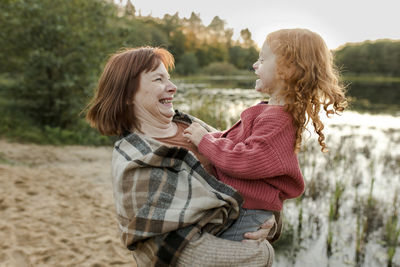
244,211,282,244
177,213,280,267
177,232,274,267
132,212,280,267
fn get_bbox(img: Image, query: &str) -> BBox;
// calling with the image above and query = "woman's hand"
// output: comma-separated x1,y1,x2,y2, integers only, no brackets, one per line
183,122,209,146
242,215,276,245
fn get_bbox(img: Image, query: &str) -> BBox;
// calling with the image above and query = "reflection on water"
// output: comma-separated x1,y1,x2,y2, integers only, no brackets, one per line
345,80,400,114
174,84,264,130
173,76,400,115
346,80,400,105
173,75,257,90
173,83,400,267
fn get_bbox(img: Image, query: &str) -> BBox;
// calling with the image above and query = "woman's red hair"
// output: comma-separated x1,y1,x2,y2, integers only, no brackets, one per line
85,47,174,136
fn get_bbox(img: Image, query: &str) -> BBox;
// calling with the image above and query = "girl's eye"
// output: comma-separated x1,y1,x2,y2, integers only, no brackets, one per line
155,78,162,81
259,58,264,63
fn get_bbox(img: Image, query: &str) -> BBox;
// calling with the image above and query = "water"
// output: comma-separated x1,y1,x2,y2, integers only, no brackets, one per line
172,81,400,267
346,80,400,113
174,75,400,115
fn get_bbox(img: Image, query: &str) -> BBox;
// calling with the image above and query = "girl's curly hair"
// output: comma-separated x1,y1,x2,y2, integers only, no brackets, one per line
266,29,347,153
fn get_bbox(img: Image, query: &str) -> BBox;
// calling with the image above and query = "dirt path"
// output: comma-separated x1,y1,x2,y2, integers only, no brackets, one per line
0,140,134,266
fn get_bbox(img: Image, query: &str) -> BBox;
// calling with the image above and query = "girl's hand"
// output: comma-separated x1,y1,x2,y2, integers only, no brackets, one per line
183,122,208,146
242,215,276,245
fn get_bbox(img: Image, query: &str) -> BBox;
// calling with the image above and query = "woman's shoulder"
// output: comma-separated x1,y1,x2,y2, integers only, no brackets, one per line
113,132,165,160
113,133,149,161
173,110,217,132
173,110,193,125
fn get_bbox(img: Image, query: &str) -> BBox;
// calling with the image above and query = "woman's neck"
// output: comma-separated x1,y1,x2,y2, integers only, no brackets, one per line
134,103,177,138
139,121,178,138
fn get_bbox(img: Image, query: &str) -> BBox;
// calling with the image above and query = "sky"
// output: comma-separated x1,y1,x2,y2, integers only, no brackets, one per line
123,0,400,49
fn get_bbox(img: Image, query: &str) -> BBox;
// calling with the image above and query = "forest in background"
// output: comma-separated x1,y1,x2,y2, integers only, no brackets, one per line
0,0,399,145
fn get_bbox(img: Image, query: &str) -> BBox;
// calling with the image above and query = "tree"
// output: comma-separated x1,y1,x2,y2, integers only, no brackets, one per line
124,0,136,17
229,46,247,69
169,30,186,62
229,45,258,70
334,40,400,76
162,12,181,37
240,28,255,49
185,12,203,34
175,53,199,75
182,12,204,51
0,0,114,128
207,16,228,43
0,0,264,145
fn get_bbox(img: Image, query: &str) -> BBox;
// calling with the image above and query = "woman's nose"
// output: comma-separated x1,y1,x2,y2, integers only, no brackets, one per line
167,80,177,93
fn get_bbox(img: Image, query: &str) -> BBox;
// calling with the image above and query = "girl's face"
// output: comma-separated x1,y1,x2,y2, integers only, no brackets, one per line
253,42,277,94
134,62,177,120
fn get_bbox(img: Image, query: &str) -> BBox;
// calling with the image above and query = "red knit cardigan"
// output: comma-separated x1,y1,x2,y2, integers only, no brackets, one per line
198,103,305,211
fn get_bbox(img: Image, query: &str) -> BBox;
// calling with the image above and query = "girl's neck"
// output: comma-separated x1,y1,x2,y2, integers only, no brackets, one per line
268,93,285,106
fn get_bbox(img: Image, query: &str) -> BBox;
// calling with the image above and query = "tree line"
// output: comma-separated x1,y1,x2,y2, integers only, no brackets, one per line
0,0,258,132
0,0,398,145
334,39,400,77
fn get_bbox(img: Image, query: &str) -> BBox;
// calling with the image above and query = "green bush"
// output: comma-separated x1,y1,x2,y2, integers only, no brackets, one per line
0,95,112,146
175,53,199,76
201,62,238,76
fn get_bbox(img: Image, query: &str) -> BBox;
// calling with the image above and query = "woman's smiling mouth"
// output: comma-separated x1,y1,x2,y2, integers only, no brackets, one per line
159,98,173,105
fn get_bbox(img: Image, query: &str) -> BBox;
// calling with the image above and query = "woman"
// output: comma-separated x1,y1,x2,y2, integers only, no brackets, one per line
86,47,280,266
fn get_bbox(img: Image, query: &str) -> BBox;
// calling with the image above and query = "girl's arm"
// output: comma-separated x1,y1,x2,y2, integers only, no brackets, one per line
183,117,292,179
189,114,219,133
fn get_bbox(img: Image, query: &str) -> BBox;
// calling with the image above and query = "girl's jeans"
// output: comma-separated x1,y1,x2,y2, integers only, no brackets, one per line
219,208,273,241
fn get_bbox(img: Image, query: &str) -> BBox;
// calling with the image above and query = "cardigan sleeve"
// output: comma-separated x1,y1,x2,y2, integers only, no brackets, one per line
198,115,293,180
210,131,224,138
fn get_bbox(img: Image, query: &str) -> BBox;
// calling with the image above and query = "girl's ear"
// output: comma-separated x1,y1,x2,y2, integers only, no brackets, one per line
286,63,297,77
284,60,303,82
276,61,294,81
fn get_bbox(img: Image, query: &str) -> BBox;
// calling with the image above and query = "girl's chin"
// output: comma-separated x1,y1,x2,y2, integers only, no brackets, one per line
255,85,268,94
255,79,264,92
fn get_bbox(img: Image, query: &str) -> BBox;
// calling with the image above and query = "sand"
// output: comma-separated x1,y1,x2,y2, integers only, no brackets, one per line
0,140,134,266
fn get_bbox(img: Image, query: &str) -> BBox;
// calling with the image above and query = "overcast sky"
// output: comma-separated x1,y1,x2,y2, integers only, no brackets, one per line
124,0,400,49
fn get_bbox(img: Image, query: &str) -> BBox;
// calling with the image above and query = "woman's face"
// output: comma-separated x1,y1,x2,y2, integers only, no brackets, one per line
253,42,277,94
134,62,177,120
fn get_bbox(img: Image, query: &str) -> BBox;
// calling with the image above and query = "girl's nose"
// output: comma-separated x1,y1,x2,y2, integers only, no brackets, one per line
253,62,258,70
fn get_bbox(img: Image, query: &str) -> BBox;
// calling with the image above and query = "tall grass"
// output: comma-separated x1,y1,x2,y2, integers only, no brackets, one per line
173,86,399,266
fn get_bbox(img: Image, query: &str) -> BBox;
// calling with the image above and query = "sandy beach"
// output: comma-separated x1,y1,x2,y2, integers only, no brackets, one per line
0,140,134,266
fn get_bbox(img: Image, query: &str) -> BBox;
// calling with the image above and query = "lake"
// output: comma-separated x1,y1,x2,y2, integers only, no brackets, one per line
172,77,400,267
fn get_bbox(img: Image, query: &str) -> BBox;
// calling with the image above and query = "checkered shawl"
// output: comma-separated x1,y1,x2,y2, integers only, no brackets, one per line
111,111,243,266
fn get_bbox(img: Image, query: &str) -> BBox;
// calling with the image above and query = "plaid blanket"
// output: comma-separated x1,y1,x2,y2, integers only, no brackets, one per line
111,111,243,266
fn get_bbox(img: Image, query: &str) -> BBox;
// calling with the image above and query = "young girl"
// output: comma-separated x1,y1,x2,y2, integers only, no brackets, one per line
183,28,347,241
